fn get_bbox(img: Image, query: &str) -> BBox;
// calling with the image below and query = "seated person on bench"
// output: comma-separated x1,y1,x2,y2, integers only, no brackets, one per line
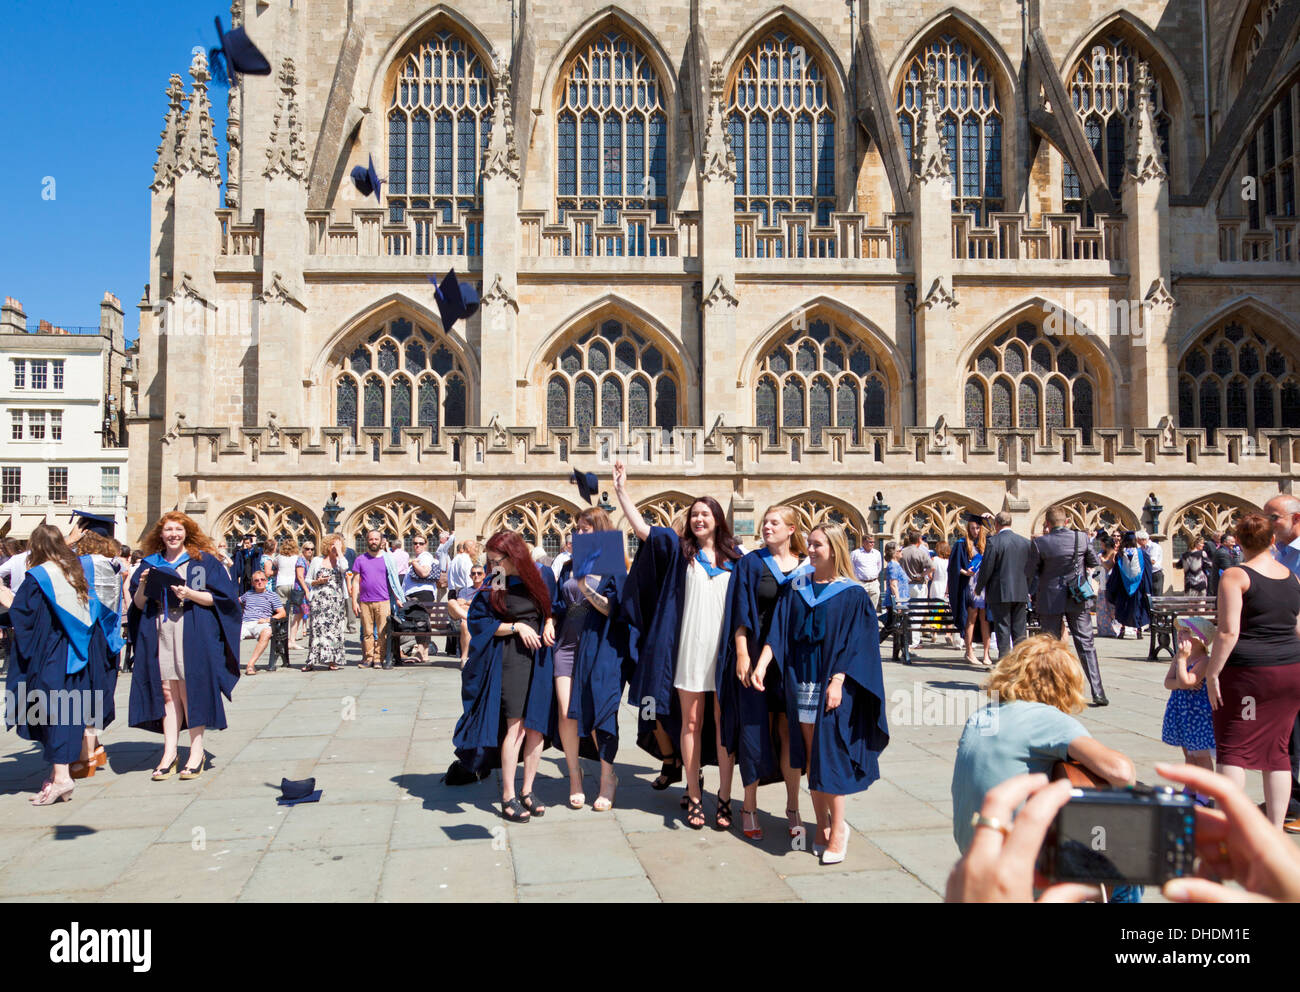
446,564,487,668
240,571,286,675
399,535,440,663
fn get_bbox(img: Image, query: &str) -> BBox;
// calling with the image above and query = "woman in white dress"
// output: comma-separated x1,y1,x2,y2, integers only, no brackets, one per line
615,462,743,830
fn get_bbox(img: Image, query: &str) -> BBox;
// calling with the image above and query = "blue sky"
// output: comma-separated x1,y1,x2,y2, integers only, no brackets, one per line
0,1,236,340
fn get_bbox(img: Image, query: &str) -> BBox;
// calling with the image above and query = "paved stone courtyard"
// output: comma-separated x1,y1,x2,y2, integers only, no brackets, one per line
0,634,1287,902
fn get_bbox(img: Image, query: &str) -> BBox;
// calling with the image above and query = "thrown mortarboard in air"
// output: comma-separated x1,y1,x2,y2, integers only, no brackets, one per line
70,510,115,538
143,563,186,600
571,470,599,506
429,269,480,333
572,531,627,582
350,155,384,203
209,16,272,86
277,777,322,806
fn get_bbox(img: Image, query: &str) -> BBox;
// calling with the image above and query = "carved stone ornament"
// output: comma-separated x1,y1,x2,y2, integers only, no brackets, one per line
481,65,521,183
264,57,307,181
177,52,221,180
1144,277,1175,312
702,61,737,183
481,274,519,312
152,75,186,191
259,272,307,311
919,277,958,311
701,275,740,310
912,66,951,184
1126,63,1168,186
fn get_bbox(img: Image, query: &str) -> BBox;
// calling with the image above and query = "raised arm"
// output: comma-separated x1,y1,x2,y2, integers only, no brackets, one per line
613,460,650,542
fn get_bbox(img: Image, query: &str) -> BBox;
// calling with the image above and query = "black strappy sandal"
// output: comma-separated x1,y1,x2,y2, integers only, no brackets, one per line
715,796,733,830
520,793,546,817
684,796,705,830
501,797,531,822
651,759,683,791
679,773,705,810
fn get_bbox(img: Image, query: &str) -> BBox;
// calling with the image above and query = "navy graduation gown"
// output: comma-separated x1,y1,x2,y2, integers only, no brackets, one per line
1106,547,1153,629
717,550,804,786
567,574,627,764
764,581,890,795
947,539,972,634
620,526,719,764
127,552,241,734
453,575,558,774
5,572,109,764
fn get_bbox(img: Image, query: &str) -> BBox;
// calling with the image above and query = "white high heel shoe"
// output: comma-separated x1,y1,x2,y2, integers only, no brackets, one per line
820,826,849,866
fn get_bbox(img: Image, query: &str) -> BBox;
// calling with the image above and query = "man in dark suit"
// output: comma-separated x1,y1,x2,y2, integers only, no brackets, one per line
975,511,1031,659
1029,505,1108,706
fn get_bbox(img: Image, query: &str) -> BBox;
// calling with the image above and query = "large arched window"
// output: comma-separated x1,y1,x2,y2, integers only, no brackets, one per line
1178,316,1300,438
1063,37,1171,220
387,28,493,240
544,317,680,444
1240,77,1298,230
334,317,469,445
897,34,1003,223
555,29,668,231
487,496,577,556
900,495,992,547
1170,496,1257,562
754,315,890,444
348,496,448,554
965,320,1099,444
217,497,320,558
727,30,836,232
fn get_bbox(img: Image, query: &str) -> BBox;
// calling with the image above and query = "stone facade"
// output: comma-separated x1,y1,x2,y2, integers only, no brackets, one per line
130,0,1300,578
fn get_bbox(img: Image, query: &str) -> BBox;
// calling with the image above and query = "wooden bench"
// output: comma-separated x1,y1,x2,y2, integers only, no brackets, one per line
385,600,457,669
885,598,959,665
1147,595,1216,660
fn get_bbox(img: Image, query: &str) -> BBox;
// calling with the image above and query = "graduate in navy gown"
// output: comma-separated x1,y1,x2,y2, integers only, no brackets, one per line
453,531,557,822
718,504,809,841
1,523,111,805
67,512,126,779
951,516,991,665
751,521,890,865
615,460,742,830
552,505,627,812
1107,530,1154,633
128,512,241,781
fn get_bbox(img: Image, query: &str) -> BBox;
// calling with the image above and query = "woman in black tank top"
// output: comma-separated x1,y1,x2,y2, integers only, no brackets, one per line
1206,513,1300,827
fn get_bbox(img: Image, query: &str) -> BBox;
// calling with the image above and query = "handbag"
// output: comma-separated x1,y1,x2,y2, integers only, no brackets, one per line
1066,531,1096,605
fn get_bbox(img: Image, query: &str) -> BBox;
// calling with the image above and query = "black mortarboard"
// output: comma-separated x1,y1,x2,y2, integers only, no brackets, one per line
278,777,322,806
70,510,115,538
429,269,480,332
962,512,987,527
350,155,384,203
143,563,185,600
571,470,599,506
572,531,627,581
209,16,272,86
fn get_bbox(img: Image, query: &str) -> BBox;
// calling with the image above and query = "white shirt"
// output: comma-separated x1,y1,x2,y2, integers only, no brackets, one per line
851,547,882,582
403,551,439,596
551,551,572,580
0,551,29,591
1142,541,1163,572
447,552,472,591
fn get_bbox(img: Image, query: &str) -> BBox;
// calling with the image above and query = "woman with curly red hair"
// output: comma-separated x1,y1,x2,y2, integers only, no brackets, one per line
452,530,557,821
128,512,241,781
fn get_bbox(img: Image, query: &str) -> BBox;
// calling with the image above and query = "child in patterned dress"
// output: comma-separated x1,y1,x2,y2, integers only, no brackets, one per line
1161,616,1216,772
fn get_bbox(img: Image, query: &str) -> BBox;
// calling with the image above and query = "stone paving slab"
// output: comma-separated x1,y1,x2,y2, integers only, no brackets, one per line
0,636,1293,901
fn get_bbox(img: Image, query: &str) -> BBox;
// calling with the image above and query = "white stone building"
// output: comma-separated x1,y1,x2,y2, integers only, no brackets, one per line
0,295,130,539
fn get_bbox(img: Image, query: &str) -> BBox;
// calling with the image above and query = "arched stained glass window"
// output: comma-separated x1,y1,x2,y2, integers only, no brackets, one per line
1063,37,1171,220
1178,317,1298,440
555,29,668,235
334,318,470,445
965,319,1099,442
897,34,1003,223
387,29,492,229
545,317,681,443
728,30,836,236
754,316,891,444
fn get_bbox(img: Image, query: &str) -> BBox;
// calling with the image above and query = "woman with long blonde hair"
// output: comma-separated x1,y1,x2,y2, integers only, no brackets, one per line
750,522,890,865
303,533,349,671
0,523,115,805
128,512,241,781
719,505,809,840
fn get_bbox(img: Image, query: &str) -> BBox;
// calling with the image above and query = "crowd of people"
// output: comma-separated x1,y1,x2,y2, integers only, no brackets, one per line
3,485,1299,899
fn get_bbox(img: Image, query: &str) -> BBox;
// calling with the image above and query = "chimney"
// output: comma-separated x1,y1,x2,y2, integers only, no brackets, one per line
38,319,53,334
0,297,25,334
100,290,124,342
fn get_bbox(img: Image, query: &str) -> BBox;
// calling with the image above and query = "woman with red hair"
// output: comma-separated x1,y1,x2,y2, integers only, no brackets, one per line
452,530,557,821
127,512,241,781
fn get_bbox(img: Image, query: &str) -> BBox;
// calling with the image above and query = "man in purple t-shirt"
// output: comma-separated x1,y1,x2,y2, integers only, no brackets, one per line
350,530,394,668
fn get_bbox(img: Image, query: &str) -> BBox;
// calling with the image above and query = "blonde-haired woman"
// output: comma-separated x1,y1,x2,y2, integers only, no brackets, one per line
750,522,890,865
128,512,242,780
719,505,809,840
950,634,1136,854
272,538,303,648
303,533,349,671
